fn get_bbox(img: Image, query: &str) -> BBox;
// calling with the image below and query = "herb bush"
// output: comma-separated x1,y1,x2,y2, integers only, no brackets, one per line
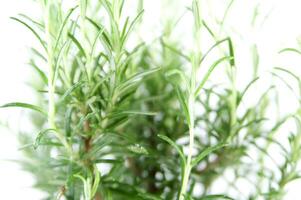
2,0,301,199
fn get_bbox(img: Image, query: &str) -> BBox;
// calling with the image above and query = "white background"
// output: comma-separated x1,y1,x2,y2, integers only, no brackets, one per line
1,0,301,199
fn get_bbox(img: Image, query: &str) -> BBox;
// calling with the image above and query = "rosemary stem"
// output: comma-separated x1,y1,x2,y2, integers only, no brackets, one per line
45,2,55,130
179,57,197,200
179,1,200,198
45,1,73,156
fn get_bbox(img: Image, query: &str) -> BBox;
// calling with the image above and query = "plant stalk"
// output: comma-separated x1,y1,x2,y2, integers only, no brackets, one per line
179,1,201,199
179,41,198,200
45,1,73,156
179,98,195,200
45,2,55,129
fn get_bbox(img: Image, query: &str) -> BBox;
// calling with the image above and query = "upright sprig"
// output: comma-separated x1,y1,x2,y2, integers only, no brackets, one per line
43,0,73,155
177,0,201,199
163,1,232,199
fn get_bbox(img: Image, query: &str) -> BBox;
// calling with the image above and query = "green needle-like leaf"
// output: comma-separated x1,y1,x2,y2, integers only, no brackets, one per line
158,134,186,164
10,17,47,52
1,102,46,115
279,48,301,55
199,195,234,200
195,56,233,97
68,32,86,57
191,143,227,167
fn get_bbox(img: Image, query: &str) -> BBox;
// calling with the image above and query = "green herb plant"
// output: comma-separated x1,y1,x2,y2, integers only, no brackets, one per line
2,0,301,200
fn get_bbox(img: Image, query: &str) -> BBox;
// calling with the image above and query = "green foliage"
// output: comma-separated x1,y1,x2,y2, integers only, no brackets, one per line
2,0,301,200
1,102,46,115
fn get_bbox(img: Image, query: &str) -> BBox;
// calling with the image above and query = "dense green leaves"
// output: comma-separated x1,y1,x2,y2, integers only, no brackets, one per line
6,0,301,200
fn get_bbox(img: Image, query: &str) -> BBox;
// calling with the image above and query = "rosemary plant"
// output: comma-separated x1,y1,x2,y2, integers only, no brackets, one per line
2,0,301,200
